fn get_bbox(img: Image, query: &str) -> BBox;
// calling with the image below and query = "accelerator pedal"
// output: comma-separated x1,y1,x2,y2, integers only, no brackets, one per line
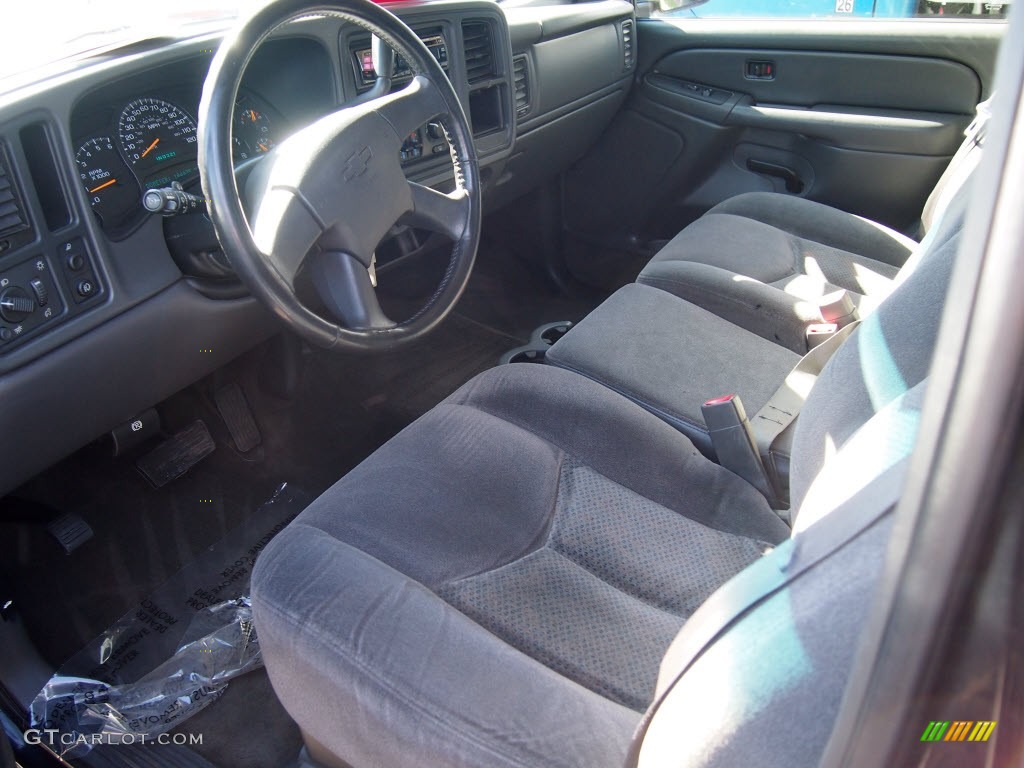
136,420,216,488
214,382,262,453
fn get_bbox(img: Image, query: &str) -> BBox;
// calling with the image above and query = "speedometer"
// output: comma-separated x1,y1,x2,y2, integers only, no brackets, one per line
118,98,198,188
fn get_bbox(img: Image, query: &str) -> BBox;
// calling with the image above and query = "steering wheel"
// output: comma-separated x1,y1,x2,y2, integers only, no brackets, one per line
198,0,481,352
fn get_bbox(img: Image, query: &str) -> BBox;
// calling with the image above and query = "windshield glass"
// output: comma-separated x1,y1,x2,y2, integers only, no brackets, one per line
4,0,263,84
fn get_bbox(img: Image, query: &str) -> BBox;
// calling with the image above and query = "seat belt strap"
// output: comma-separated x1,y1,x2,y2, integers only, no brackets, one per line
623,456,909,767
751,320,861,460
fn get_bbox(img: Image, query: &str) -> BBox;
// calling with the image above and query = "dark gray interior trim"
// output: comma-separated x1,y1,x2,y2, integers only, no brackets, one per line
505,0,633,48
0,281,277,496
638,18,1004,97
650,48,981,113
725,104,968,154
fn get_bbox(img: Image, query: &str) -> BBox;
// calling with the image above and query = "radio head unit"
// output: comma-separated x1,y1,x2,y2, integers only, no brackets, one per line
353,33,449,89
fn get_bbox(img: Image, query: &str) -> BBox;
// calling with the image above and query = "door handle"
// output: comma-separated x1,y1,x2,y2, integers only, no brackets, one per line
746,159,804,194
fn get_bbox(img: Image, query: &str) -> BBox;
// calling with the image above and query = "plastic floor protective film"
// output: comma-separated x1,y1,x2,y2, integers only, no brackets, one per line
30,483,310,757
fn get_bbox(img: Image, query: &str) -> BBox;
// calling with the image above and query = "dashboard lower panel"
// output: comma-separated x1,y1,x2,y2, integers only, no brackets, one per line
0,0,635,495
0,282,277,495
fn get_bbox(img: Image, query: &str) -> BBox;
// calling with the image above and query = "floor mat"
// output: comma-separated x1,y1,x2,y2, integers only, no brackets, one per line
454,234,605,343
0,348,395,668
48,484,307,686
317,311,519,424
2,443,286,668
170,668,303,768
29,485,309,758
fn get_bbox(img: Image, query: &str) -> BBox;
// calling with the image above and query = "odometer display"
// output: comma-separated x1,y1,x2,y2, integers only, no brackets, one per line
117,98,198,189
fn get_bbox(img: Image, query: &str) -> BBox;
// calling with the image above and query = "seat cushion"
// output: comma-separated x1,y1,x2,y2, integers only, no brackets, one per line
252,364,788,768
638,193,908,351
546,283,801,459
643,210,901,297
712,191,917,269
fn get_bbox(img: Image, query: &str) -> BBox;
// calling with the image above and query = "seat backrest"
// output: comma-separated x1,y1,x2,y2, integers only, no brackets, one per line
787,180,967,520
919,97,989,236
635,381,928,768
631,167,971,768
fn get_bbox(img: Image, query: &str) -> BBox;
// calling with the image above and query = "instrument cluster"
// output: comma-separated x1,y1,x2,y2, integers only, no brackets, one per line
74,92,280,235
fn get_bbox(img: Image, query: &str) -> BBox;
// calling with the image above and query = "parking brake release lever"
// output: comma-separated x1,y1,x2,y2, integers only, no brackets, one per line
702,394,781,508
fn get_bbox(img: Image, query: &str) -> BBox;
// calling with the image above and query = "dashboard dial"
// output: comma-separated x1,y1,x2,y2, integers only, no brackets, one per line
75,137,139,228
117,98,198,188
233,98,276,160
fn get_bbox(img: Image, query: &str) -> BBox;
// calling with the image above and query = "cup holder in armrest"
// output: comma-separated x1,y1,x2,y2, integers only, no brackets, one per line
501,347,548,364
500,321,574,365
537,322,571,346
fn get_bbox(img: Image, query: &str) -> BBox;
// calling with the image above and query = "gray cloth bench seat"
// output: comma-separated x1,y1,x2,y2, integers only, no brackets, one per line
547,198,965,503
248,98,989,768
546,283,801,461
251,199,957,768
638,192,907,352
636,108,984,354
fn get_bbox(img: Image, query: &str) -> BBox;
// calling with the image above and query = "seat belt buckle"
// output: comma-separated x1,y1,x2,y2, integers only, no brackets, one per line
701,394,779,507
806,322,838,350
818,289,858,328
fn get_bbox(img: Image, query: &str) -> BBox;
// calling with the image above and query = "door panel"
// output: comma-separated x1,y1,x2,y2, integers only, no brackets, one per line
565,19,1002,247
651,48,980,113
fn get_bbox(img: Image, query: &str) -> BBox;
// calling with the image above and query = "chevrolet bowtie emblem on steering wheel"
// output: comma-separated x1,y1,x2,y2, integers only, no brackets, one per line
343,146,373,181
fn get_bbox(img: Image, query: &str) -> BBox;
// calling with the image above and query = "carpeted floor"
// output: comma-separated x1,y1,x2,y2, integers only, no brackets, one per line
454,230,605,342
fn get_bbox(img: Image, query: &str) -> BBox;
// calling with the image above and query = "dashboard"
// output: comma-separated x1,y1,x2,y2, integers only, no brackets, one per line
74,91,282,236
0,0,636,498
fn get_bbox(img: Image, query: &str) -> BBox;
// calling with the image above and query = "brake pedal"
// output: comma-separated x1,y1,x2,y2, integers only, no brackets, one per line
136,420,216,488
214,382,262,453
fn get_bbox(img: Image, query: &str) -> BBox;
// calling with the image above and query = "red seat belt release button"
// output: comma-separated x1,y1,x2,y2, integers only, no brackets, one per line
806,322,838,350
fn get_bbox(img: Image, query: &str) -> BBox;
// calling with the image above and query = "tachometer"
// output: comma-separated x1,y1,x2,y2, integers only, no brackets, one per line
118,98,198,188
75,137,140,228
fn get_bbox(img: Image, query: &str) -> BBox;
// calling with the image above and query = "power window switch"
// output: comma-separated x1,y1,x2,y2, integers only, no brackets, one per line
746,60,776,80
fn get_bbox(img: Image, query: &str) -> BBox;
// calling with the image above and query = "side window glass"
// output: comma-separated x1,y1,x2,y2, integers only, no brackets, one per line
651,0,1011,20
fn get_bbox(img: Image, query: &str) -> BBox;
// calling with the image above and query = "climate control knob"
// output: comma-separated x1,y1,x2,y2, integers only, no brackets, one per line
0,286,34,323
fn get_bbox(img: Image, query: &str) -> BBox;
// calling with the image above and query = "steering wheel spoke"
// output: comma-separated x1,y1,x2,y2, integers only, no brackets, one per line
401,182,469,240
200,0,479,351
309,251,394,331
372,76,449,143
249,187,324,287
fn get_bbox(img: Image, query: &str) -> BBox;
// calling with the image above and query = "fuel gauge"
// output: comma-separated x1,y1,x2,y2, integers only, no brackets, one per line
233,100,276,160
76,137,140,228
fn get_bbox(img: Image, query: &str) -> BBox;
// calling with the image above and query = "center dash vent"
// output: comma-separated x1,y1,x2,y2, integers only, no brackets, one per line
462,21,495,83
621,20,635,72
513,56,531,119
0,142,30,237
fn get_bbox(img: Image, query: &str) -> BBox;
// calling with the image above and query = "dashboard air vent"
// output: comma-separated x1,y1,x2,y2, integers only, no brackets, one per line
462,21,495,83
513,56,530,118
0,142,29,236
621,20,634,72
